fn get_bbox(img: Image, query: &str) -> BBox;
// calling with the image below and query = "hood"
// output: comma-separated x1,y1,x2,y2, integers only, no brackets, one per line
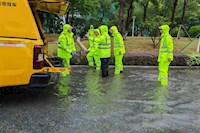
110,26,118,36
62,24,71,35
160,25,170,36
90,25,94,29
99,25,108,35
94,29,100,36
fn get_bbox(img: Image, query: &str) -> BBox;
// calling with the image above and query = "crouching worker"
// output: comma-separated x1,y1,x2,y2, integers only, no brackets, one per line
109,26,126,74
57,24,77,76
86,29,101,70
157,24,174,86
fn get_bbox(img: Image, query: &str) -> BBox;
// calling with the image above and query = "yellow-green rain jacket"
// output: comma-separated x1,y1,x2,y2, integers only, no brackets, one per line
158,25,173,62
88,29,100,54
97,25,111,58
110,26,126,56
57,24,76,59
88,25,95,47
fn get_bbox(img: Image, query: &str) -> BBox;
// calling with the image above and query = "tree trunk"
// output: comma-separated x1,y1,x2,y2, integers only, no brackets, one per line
118,0,125,33
180,0,188,23
124,0,134,38
143,4,148,23
141,0,149,36
65,11,69,24
170,0,178,29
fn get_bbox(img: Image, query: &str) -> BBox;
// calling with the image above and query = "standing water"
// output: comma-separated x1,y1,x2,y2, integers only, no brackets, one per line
0,67,200,133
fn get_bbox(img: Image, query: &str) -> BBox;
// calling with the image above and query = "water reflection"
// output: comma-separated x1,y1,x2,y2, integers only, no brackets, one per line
1,68,200,133
86,69,102,97
56,75,72,103
150,85,170,114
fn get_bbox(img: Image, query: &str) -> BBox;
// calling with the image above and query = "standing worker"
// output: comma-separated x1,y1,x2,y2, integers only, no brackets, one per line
109,26,126,74
157,24,174,86
86,29,101,70
98,25,111,77
86,25,111,77
57,24,76,76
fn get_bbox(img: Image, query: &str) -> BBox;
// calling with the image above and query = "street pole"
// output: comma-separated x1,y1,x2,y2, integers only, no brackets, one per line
197,36,200,52
132,16,136,37
62,15,66,24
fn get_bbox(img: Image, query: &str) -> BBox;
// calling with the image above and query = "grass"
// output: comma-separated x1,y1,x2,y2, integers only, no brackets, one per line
46,34,199,56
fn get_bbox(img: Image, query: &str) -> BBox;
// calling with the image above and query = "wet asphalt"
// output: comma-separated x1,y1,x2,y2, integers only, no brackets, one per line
0,67,200,133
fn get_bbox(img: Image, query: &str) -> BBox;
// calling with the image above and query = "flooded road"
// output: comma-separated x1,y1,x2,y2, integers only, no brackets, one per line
0,67,200,133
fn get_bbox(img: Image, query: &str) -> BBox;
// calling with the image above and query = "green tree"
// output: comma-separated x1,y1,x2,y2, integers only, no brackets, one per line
145,16,170,48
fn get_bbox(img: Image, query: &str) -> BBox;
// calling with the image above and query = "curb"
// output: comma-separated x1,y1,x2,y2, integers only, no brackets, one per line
71,65,200,69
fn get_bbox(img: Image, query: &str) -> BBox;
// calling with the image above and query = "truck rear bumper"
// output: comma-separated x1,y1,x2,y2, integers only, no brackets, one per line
29,73,51,88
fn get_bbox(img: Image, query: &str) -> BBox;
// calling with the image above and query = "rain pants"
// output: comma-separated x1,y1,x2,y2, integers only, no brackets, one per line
110,26,126,74
157,25,174,86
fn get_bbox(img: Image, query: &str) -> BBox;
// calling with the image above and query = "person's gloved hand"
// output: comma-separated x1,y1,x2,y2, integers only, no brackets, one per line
72,52,77,57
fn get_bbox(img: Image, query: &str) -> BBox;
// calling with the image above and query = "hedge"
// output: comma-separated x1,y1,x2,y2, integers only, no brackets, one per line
70,52,189,66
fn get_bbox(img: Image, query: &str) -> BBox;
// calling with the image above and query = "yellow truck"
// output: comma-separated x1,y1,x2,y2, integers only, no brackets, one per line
0,0,70,88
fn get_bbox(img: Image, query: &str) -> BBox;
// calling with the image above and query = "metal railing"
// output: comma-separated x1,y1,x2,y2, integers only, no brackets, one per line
179,33,200,53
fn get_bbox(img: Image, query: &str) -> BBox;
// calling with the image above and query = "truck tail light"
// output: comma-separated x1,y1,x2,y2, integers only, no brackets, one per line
33,45,44,69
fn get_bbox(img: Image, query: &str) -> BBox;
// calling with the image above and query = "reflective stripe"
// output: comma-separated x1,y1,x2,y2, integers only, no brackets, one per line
99,44,109,46
161,78,168,80
160,50,173,53
99,47,110,50
114,46,122,48
161,46,167,48
58,45,66,51
115,67,121,70
0,43,26,47
160,50,168,52
99,35,111,49
66,38,70,46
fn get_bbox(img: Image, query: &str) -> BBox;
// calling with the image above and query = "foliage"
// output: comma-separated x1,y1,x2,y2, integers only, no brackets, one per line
38,0,200,37
188,25,200,37
38,11,63,34
170,27,186,37
186,53,200,66
170,27,179,37
145,16,170,47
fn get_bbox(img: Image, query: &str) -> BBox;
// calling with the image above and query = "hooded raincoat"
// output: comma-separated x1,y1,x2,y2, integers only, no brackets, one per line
157,25,174,85
87,29,101,70
110,26,126,74
98,25,111,58
88,25,95,48
57,24,76,75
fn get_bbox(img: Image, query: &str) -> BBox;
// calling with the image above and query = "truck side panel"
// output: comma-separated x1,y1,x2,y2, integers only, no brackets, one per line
0,0,41,39
0,39,43,87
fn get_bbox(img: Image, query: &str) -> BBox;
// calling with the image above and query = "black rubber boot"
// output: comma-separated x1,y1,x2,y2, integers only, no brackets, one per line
102,69,107,77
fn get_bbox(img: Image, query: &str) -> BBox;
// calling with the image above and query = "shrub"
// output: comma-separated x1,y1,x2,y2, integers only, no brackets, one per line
170,27,186,37
188,25,200,38
186,53,200,66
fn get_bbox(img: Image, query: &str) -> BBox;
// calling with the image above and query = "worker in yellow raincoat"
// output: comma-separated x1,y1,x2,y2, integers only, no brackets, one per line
57,24,76,76
157,24,174,86
86,25,111,77
98,25,111,77
109,26,126,74
86,29,101,70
